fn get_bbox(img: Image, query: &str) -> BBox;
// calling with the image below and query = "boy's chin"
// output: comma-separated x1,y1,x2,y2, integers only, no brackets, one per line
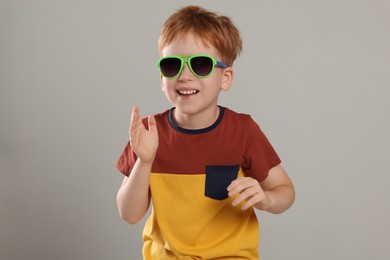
173,104,218,116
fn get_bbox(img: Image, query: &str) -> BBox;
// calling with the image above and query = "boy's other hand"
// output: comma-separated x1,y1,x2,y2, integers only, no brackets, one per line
227,177,270,211
129,106,159,164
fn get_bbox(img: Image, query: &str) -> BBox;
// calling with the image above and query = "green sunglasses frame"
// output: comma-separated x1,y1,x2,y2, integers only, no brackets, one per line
156,54,228,79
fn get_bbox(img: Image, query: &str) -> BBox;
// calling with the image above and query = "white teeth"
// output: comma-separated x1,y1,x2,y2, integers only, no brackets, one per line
178,90,197,95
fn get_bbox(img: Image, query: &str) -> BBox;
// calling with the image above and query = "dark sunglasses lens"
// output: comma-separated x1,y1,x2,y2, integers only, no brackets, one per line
190,56,213,76
160,58,181,77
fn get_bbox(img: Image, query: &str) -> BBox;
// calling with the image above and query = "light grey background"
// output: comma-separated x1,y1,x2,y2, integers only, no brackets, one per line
1,0,389,259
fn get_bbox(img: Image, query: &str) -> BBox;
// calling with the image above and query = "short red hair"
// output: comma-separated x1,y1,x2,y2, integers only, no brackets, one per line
158,6,243,66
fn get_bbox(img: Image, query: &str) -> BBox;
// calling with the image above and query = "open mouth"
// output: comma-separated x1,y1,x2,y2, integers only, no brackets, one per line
177,89,199,96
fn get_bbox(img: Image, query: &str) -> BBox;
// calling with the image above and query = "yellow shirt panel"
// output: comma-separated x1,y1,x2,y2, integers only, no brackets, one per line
142,169,259,259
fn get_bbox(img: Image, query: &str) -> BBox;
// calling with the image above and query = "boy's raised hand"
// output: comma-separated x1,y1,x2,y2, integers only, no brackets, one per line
129,106,159,164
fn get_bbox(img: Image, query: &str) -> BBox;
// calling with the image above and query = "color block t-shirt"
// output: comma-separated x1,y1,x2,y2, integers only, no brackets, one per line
116,107,281,259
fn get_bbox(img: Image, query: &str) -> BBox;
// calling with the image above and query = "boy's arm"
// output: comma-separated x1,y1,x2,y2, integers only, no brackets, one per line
257,165,295,213
116,107,159,224
117,160,153,224
228,165,295,214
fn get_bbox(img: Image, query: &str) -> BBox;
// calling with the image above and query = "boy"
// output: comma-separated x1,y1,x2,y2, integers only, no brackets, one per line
116,6,295,259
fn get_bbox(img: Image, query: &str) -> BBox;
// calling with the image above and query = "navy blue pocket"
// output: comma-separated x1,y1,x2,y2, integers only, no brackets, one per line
205,165,239,200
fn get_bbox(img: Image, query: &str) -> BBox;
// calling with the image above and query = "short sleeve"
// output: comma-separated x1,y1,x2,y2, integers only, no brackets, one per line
116,141,138,177
242,116,281,182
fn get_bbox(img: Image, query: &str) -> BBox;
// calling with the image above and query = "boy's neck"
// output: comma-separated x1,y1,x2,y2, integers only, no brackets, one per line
172,106,221,130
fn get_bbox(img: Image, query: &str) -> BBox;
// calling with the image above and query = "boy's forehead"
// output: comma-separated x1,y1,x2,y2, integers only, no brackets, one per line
161,32,219,57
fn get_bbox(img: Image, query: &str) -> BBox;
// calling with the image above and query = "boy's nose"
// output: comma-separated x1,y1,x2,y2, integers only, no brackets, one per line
178,63,194,81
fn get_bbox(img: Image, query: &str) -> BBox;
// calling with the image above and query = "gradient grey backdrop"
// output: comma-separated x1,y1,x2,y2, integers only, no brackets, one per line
1,0,389,259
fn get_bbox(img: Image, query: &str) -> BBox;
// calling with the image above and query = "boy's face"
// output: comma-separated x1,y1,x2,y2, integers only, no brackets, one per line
160,32,233,119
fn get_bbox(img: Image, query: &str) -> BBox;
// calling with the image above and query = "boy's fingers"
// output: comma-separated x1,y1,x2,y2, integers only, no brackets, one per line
227,178,240,191
228,178,248,193
228,177,261,198
148,115,158,132
231,186,253,204
130,106,157,136
129,106,141,140
130,106,139,123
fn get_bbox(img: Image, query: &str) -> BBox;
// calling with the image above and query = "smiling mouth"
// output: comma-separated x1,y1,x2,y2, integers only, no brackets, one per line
177,89,199,96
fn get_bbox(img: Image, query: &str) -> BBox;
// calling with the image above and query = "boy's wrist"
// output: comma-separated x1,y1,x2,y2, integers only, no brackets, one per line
136,157,155,169
263,191,275,212
254,191,275,212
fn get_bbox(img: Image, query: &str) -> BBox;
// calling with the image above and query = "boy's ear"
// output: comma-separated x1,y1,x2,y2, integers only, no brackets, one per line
221,67,234,91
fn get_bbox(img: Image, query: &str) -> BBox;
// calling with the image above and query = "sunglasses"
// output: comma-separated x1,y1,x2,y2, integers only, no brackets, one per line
157,54,228,79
